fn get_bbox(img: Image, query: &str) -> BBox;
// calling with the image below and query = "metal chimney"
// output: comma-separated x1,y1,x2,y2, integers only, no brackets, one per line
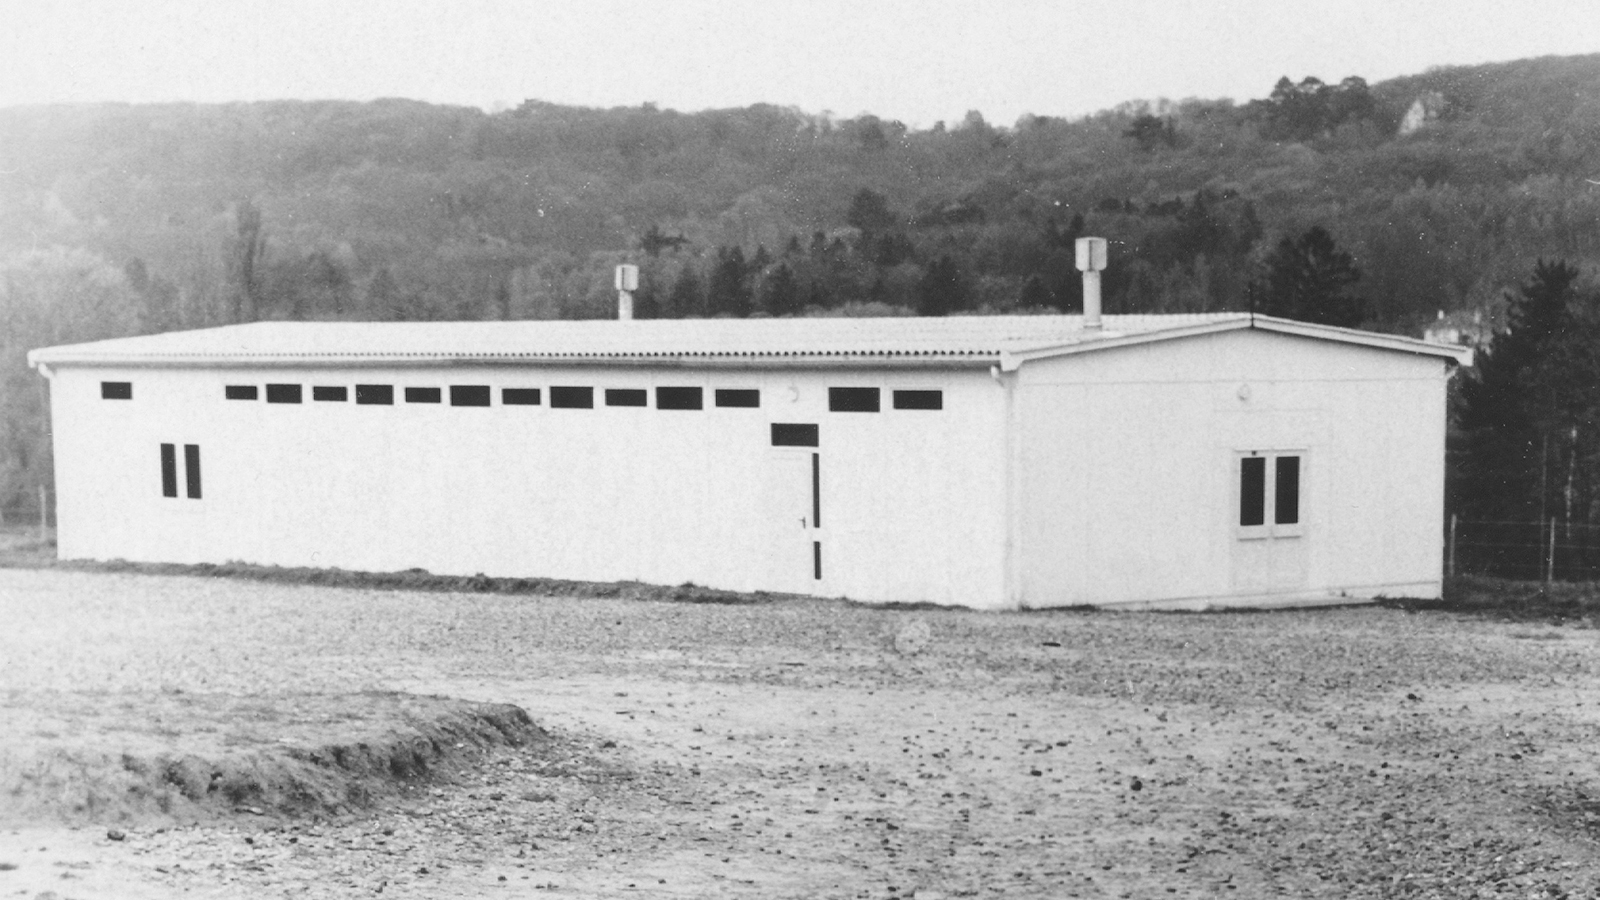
615,264,639,320
1075,237,1107,330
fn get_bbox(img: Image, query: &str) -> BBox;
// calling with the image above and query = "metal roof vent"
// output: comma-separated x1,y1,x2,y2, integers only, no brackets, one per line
615,264,639,321
1075,237,1108,331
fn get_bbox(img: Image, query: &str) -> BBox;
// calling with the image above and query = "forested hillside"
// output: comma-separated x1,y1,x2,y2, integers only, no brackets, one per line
3,53,1600,517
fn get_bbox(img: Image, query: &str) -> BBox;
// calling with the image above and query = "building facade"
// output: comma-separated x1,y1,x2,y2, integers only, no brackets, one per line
30,314,1469,610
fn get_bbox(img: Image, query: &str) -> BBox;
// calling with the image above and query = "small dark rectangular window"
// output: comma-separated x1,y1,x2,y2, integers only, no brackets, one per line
829,387,880,412
605,388,647,407
1275,456,1301,525
550,386,594,409
312,386,348,402
893,389,943,410
266,383,302,404
355,384,393,405
771,423,819,447
656,387,703,410
224,385,258,401
502,388,542,406
715,389,760,408
1240,456,1266,527
450,385,491,407
813,541,822,580
160,443,177,498
101,381,132,400
405,387,441,404
184,444,202,500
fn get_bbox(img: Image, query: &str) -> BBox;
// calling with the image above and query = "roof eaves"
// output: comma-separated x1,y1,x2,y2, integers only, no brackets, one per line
1004,317,1254,365
1246,315,1474,365
1003,315,1475,367
28,349,1007,370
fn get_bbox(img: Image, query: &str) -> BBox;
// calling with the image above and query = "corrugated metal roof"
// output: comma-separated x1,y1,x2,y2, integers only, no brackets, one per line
26,313,1472,369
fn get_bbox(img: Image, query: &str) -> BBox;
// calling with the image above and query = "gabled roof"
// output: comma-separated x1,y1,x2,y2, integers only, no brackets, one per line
28,313,1472,370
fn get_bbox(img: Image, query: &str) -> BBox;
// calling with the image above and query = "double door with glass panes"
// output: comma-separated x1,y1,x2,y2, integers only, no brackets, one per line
1233,451,1307,591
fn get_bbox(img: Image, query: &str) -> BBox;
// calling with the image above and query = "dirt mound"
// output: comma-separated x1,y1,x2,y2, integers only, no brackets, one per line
0,692,545,827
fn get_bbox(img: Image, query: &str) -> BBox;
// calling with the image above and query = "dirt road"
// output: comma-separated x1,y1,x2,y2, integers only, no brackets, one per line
2,568,1599,898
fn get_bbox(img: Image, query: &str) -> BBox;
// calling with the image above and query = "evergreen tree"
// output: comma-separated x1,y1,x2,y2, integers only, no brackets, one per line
1018,274,1050,309
855,116,890,152
640,225,688,257
633,276,662,319
846,188,896,235
231,199,266,323
805,278,828,311
1453,259,1592,521
667,266,703,319
809,231,828,258
706,246,752,317
917,256,966,316
875,232,914,267
1255,226,1365,327
762,263,800,317
365,267,401,320
1123,114,1177,151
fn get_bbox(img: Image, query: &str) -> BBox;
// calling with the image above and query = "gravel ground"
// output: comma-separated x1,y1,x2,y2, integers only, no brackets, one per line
2,567,1600,899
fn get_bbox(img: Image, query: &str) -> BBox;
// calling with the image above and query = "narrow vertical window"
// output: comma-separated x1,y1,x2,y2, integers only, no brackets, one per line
813,541,822,580
1239,456,1266,527
811,452,821,528
1274,456,1301,525
160,444,177,498
101,381,132,400
184,444,202,500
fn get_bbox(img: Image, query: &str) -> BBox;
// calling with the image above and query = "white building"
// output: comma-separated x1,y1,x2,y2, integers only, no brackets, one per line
29,313,1469,610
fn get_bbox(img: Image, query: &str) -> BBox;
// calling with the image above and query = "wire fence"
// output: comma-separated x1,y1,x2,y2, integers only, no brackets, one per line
1449,516,1600,582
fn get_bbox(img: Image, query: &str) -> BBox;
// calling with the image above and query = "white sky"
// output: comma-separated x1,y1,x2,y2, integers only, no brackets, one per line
3,0,1598,126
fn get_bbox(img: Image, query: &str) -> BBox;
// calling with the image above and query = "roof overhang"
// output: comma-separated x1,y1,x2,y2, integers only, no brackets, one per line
25,351,1003,371
27,313,1474,373
999,314,1473,372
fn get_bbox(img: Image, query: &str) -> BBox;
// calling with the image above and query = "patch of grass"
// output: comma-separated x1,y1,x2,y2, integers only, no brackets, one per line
1378,575,1600,623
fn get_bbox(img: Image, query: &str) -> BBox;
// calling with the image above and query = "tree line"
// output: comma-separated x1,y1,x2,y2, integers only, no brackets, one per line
6,53,1600,518
1453,259,1600,529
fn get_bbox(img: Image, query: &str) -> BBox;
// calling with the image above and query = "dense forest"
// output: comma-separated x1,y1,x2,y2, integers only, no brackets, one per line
3,53,1600,521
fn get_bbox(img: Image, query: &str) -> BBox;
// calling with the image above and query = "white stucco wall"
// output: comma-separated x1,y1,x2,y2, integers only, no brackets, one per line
1012,329,1451,608
47,363,1010,608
